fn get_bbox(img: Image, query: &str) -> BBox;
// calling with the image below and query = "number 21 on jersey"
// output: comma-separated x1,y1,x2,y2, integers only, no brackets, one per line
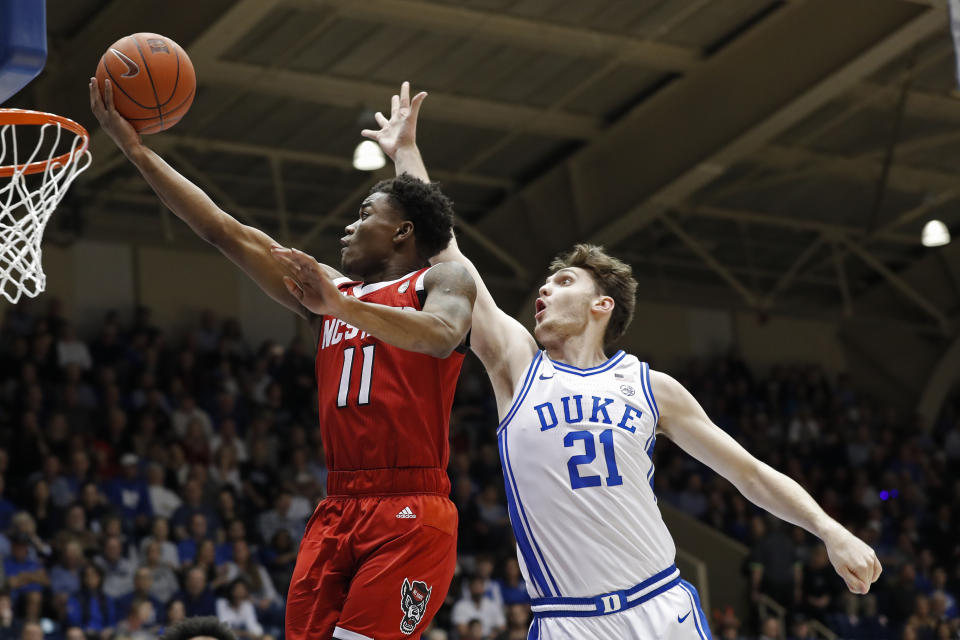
564,429,624,490
337,345,375,407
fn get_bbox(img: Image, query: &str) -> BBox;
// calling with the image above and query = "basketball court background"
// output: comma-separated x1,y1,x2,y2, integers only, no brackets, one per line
2,1,959,638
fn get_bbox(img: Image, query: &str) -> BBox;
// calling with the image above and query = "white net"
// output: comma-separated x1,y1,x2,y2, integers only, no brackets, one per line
0,109,91,304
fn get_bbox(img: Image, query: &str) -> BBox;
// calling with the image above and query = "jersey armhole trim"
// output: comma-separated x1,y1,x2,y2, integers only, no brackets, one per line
497,351,544,433
640,362,660,426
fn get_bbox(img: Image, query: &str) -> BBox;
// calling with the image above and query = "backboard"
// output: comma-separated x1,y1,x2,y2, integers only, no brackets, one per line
0,0,47,105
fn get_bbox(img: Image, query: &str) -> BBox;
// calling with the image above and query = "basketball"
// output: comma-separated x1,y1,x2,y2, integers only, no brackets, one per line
95,33,195,134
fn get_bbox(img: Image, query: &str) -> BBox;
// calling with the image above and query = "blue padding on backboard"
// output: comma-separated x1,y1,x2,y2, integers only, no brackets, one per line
0,0,48,105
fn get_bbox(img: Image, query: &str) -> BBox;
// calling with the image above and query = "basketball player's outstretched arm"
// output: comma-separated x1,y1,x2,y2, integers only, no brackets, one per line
363,82,537,412
651,370,883,595
272,247,475,358
89,77,338,319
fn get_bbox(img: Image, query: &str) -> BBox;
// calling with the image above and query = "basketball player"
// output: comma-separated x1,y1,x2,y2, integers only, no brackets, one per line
356,83,882,639
90,78,476,640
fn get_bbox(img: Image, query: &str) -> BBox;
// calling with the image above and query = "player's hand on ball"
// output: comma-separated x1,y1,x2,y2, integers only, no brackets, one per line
823,525,882,594
361,80,427,160
89,77,141,152
271,246,344,316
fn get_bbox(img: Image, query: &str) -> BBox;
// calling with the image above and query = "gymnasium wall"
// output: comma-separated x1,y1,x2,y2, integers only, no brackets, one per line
14,240,297,346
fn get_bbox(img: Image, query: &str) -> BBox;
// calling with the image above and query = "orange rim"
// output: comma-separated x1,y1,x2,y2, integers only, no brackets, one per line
0,108,90,177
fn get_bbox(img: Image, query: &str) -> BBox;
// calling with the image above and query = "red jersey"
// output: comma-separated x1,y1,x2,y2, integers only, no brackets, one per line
314,266,464,497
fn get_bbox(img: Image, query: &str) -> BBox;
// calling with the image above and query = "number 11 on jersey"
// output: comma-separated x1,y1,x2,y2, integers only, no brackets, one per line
337,345,375,407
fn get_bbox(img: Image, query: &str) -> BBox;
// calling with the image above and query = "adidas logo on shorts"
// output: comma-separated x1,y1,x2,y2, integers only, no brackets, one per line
396,506,416,519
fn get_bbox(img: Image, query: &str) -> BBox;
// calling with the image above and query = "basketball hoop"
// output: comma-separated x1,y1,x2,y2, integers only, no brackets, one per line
0,108,91,304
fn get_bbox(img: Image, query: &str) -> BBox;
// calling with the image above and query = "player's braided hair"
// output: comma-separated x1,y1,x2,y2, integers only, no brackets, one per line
370,173,454,260
162,616,237,640
549,244,637,348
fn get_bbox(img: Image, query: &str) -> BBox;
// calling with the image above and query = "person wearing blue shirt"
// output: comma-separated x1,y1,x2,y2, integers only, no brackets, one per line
49,540,85,598
176,512,214,567
66,564,117,636
116,567,165,625
3,534,48,607
172,566,216,618
106,454,152,533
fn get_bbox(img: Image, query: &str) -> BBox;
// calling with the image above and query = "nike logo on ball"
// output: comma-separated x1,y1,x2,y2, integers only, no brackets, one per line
678,611,691,623
110,49,140,78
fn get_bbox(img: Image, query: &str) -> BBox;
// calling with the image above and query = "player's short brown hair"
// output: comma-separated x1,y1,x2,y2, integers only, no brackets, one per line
549,244,637,347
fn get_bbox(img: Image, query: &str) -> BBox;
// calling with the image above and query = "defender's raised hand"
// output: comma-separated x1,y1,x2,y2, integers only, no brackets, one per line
361,80,427,161
89,77,141,154
271,246,344,317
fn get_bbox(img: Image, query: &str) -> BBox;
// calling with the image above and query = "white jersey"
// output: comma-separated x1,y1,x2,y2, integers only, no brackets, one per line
498,350,677,605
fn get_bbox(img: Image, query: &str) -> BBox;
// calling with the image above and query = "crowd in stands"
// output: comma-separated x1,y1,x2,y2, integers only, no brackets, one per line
0,300,956,640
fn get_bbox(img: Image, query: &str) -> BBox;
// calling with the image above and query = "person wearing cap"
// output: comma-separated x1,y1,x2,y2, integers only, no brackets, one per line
3,532,48,618
106,453,152,534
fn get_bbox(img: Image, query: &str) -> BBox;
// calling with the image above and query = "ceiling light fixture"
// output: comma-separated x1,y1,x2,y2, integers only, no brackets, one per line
353,140,385,171
921,219,951,247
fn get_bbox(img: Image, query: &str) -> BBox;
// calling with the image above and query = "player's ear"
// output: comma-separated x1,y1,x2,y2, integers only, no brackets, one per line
592,295,614,315
394,220,414,244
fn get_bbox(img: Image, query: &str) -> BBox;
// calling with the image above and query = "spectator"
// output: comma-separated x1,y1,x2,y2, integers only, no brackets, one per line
171,480,219,541
211,418,248,463
146,463,182,520
174,566,216,617
54,507,98,563
56,323,92,371
140,516,180,569
460,556,503,610
748,516,801,608
757,616,781,640
172,396,213,440
216,578,270,640
256,489,304,547
34,455,73,509
452,575,506,639
17,622,42,640
494,604,531,640
4,533,48,619
8,512,50,562
906,594,937,638
497,558,529,606
116,567,163,625
801,545,840,621
49,540,85,598
262,530,297,598
241,439,277,512
106,454,152,532
141,540,180,604
210,445,243,494
95,535,137,600
66,564,116,637
114,596,159,640
162,599,186,633
177,512,214,567
0,591,15,640
223,540,281,627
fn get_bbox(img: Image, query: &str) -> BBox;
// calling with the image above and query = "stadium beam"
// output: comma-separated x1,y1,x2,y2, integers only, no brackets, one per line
659,214,759,306
497,0,945,318
160,135,513,190
291,0,702,71
840,236,951,331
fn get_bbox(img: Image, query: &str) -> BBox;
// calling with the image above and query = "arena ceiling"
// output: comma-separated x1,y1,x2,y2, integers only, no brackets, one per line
13,0,960,340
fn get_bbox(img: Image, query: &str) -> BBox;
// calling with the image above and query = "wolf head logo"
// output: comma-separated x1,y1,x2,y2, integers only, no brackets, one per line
399,577,432,635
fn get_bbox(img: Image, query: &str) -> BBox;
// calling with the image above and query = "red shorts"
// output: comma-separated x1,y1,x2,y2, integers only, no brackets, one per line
285,493,458,640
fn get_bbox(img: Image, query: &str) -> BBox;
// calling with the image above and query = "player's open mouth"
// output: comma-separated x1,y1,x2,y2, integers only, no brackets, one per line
535,298,546,320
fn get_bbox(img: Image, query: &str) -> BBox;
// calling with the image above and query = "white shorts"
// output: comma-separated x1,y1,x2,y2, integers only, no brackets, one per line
528,579,712,640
